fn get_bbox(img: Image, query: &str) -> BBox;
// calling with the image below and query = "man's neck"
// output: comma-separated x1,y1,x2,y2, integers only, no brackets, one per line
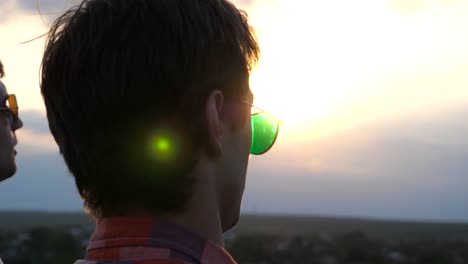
109,165,225,246
161,171,224,246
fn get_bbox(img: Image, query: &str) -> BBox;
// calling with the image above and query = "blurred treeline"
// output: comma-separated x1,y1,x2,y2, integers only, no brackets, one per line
1,226,468,264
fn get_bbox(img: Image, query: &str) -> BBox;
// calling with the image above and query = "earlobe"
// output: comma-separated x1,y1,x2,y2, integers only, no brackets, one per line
205,90,225,156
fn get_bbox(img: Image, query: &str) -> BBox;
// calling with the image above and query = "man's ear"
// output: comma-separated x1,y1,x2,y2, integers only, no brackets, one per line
205,90,225,156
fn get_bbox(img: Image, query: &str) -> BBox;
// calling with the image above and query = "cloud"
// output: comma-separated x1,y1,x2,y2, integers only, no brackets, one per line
3,102,468,221
0,2,18,22
15,110,58,153
0,150,82,211
20,110,51,134
243,105,468,222
0,109,79,211
309,106,468,181
16,0,73,11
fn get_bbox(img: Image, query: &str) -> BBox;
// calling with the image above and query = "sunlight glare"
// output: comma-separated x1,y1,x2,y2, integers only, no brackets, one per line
247,0,468,142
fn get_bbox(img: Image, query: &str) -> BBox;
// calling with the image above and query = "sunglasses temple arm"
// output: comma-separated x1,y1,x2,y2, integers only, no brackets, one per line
241,100,284,125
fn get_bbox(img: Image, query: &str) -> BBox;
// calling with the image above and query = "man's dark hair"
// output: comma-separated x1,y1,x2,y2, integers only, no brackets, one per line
0,60,4,79
41,0,259,217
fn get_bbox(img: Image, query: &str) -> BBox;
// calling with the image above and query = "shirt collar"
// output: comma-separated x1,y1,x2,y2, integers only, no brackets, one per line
86,217,236,263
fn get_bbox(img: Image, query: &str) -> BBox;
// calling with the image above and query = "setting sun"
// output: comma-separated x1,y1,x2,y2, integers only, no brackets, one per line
246,0,468,141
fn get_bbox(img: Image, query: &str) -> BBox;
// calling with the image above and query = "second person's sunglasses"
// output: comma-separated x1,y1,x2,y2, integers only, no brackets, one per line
0,94,19,121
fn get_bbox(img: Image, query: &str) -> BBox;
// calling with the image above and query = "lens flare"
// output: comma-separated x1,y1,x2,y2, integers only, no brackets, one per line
156,137,171,153
148,131,178,162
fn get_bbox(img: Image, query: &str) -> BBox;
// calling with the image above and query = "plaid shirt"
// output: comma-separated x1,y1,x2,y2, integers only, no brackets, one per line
74,217,237,264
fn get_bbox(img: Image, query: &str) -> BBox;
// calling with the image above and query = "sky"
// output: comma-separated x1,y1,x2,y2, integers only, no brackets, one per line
0,0,468,222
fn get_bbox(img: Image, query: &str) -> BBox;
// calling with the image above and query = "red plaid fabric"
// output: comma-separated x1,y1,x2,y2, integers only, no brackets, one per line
74,217,237,264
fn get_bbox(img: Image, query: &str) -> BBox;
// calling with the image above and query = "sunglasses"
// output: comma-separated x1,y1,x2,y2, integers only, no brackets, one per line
0,94,19,121
242,100,282,155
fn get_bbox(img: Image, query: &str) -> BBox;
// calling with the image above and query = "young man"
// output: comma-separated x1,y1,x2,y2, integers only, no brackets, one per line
41,0,280,263
0,60,23,182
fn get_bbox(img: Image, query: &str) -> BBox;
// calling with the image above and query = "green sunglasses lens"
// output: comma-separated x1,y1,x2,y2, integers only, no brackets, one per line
251,112,279,155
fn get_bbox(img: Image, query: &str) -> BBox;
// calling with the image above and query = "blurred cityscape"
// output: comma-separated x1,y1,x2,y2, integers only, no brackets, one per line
1,223,468,264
